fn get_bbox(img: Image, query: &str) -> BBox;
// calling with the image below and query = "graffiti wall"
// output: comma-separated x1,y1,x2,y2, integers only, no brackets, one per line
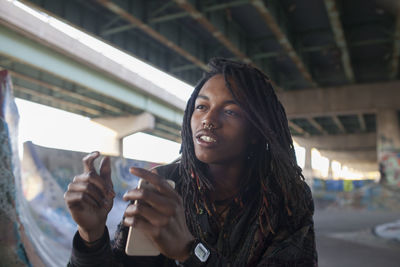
20,141,160,266
379,152,400,187
312,177,400,211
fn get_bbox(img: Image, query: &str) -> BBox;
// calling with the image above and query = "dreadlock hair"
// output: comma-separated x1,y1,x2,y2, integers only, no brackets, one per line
179,57,310,237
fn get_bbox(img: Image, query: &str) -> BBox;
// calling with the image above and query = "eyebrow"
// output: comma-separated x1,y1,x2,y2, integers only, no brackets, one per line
196,94,238,105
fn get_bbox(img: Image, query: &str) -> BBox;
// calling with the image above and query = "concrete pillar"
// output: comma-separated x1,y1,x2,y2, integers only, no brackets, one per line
327,160,333,180
92,112,155,156
303,145,313,187
376,109,400,187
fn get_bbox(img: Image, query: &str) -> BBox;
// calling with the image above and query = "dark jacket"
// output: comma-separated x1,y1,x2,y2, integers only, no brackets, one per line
69,163,318,267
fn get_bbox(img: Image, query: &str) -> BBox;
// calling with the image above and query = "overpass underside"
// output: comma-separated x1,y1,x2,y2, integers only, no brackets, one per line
0,1,399,183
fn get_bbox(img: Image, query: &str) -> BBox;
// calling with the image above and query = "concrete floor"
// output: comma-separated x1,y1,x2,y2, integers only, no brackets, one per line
314,208,400,267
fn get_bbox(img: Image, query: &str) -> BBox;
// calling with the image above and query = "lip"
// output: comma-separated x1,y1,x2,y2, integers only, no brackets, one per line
194,129,219,147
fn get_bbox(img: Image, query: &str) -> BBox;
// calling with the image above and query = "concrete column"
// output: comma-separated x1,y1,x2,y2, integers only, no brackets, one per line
92,112,155,156
376,109,400,186
303,145,313,187
327,160,333,180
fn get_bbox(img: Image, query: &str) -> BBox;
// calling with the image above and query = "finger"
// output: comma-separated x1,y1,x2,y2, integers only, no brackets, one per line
73,172,109,199
125,202,170,228
64,190,101,209
67,182,105,206
82,151,100,173
99,156,115,197
126,216,162,240
123,188,176,216
130,167,176,197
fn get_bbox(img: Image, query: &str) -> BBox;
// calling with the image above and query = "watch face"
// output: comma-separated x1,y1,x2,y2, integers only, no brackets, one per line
194,243,210,262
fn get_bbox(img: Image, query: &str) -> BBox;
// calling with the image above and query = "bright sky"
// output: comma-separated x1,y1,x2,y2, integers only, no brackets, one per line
16,98,181,164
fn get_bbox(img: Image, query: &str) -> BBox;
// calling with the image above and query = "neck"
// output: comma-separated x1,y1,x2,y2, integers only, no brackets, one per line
207,160,245,202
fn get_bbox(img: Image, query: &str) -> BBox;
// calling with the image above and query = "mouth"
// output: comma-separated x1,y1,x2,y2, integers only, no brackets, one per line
195,130,218,145
199,135,216,143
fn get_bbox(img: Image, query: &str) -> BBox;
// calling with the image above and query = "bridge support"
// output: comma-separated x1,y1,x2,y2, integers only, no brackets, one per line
377,109,400,186
92,113,155,156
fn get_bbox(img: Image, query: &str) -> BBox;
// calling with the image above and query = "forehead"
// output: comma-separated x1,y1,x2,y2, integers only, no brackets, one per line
198,74,234,99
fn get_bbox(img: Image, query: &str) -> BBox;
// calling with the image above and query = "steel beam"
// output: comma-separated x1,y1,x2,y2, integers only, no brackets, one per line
156,122,181,135
96,0,208,71
14,85,101,117
390,7,400,79
149,12,189,24
0,0,185,126
149,1,248,24
170,64,199,73
146,128,181,143
323,0,355,83
173,0,252,63
100,24,137,36
295,132,376,151
203,0,249,13
278,81,400,118
357,113,366,132
92,113,156,139
250,0,316,87
9,70,123,114
308,118,328,135
332,115,346,133
288,120,309,136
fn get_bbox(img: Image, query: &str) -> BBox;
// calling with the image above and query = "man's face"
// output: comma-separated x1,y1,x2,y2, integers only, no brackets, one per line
190,75,253,165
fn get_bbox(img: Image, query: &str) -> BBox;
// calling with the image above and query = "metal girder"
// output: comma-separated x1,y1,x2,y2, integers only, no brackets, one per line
332,115,346,133
288,120,308,136
323,0,355,83
100,24,137,36
202,0,249,13
147,128,181,143
390,7,400,79
172,0,251,63
279,81,400,118
170,64,199,73
95,0,208,71
148,1,249,25
0,21,183,127
14,85,101,117
357,113,366,132
8,70,123,115
308,118,328,135
249,0,316,87
149,12,189,24
295,133,376,152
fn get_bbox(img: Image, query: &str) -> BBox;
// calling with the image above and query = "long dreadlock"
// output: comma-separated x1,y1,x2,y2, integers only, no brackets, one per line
179,57,310,238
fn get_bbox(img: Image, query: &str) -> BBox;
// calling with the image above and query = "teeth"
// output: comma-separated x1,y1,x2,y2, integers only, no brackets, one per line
200,135,216,142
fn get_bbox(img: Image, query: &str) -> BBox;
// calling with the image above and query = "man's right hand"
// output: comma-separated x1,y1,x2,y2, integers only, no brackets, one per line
64,151,115,242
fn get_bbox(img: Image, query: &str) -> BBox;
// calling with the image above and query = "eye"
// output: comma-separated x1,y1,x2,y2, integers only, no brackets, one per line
224,109,237,116
195,104,206,110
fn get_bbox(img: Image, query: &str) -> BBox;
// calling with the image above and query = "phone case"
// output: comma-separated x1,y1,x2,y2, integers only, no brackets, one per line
125,179,175,256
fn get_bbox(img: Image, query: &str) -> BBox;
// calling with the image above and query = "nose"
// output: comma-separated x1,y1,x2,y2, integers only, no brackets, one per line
201,108,220,130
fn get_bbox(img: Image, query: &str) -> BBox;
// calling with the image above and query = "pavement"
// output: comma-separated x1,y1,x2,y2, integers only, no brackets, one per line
314,207,400,267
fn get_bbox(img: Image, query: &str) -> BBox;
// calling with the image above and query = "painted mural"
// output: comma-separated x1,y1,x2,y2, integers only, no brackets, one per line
20,141,159,266
379,152,400,187
312,177,400,211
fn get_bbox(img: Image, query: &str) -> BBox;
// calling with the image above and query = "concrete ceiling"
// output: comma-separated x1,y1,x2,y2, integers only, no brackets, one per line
1,0,400,170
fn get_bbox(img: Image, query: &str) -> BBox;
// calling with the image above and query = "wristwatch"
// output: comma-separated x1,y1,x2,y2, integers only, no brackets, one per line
177,240,210,266
193,242,210,262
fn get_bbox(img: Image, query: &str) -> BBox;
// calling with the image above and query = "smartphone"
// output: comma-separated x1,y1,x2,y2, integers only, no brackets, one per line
125,178,175,256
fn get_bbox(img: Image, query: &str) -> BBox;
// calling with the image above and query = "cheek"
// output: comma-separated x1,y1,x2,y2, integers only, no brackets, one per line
190,116,196,135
